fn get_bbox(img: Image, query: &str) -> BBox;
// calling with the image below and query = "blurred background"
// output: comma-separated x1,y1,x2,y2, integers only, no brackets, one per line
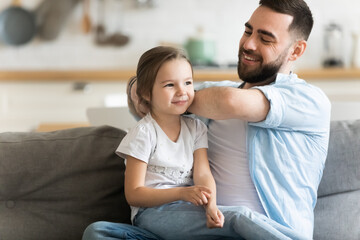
1,0,360,132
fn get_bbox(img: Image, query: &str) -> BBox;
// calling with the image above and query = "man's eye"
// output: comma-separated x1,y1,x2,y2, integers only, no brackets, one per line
244,31,252,36
261,38,272,43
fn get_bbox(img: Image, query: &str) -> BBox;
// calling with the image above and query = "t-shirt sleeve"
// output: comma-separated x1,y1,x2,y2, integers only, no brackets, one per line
193,118,208,151
115,124,153,163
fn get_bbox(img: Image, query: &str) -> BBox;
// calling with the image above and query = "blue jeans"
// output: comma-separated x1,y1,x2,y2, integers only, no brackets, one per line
83,201,309,240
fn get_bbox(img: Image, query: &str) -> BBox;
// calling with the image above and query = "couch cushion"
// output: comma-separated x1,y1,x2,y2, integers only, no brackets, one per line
0,126,131,240
314,119,360,240
317,119,360,197
314,190,360,240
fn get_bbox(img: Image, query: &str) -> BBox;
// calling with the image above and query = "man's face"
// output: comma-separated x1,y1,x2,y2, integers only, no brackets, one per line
238,6,295,84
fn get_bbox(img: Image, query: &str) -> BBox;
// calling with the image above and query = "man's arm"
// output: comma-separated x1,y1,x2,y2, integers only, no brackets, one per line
188,86,270,122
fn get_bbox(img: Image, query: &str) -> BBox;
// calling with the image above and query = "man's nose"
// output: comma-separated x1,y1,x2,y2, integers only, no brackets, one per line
241,35,257,51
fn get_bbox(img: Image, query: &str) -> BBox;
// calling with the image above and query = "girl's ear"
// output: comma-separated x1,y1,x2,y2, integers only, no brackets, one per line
142,93,151,103
289,40,307,61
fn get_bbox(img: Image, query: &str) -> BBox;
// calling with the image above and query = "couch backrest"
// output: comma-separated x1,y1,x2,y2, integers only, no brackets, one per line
1,121,359,240
314,119,360,240
0,126,131,240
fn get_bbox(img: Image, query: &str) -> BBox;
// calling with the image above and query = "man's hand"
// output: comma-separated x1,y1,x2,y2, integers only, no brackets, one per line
127,77,150,119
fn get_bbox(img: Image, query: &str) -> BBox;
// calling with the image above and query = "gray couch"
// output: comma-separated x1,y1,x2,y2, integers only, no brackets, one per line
0,120,359,240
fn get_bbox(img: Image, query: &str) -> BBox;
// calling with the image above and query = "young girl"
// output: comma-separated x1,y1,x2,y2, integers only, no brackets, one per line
116,46,224,234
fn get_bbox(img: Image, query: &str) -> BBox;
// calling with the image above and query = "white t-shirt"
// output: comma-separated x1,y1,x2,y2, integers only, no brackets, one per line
116,113,208,221
208,118,266,215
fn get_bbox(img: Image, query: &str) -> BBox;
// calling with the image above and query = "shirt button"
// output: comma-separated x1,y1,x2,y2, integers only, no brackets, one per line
6,200,15,209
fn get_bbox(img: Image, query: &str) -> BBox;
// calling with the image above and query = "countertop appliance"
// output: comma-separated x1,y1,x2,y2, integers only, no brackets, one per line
323,23,344,68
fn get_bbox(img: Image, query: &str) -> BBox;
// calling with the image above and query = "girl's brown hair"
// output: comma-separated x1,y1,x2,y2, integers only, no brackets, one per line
134,46,192,109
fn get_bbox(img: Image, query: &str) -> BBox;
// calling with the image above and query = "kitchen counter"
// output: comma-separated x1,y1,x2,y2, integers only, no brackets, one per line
1,68,360,82
1,67,359,133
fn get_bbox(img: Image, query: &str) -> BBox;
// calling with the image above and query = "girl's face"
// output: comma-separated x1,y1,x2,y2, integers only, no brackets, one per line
149,58,194,118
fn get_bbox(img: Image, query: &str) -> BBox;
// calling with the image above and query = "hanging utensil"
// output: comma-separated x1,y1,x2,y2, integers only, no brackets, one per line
81,0,91,34
0,0,36,46
108,32,129,46
95,0,108,45
94,0,129,47
35,0,80,41
107,0,129,46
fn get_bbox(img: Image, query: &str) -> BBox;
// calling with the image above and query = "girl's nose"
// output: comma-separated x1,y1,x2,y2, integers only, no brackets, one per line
176,86,186,95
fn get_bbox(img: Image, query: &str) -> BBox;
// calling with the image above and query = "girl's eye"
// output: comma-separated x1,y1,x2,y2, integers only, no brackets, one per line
164,83,174,87
185,81,192,86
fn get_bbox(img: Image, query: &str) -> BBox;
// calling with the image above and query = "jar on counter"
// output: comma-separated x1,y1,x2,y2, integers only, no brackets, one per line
323,23,344,68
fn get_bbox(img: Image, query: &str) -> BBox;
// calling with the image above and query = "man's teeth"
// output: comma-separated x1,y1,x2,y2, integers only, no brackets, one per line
244,55,256,61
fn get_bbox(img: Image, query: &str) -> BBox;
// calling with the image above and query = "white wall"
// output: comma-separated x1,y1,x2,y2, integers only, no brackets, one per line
0,0,360,70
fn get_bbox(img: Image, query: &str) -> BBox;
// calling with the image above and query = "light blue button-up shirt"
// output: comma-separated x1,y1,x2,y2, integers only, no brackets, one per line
196,73,331,239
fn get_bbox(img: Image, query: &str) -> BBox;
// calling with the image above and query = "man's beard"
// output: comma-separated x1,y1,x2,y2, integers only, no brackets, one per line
237,47,287,84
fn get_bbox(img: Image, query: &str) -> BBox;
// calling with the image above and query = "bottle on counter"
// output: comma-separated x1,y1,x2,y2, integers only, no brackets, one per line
351,32,360,68
323,23,344,68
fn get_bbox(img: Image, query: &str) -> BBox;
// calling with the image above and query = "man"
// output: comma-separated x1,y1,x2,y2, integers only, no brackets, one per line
83,0,330,239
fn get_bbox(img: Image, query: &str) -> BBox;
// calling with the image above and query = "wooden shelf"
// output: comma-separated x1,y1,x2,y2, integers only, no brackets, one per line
297,68,360,80
0,68,360,82
0,69,136,81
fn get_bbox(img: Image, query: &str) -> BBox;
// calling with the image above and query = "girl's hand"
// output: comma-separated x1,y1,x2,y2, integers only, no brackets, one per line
206,205,224,229
180,185,212,206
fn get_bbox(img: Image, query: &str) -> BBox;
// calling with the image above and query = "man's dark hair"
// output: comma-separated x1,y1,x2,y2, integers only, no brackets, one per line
259,0,313,40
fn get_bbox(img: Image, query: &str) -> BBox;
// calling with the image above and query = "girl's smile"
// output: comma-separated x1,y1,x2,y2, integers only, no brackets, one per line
150,58,194,119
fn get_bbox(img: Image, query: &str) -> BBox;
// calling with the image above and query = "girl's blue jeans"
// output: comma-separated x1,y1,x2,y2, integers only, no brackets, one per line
82,201,309,240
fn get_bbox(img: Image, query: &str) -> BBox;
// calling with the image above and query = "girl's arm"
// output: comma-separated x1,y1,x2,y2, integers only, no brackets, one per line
193,148,224,228
124,156,212,207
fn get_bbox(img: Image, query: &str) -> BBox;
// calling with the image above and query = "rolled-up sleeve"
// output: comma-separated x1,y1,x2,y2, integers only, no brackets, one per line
250,79,331,132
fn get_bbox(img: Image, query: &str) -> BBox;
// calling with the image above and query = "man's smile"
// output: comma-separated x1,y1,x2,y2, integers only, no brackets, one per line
240,50,261,66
